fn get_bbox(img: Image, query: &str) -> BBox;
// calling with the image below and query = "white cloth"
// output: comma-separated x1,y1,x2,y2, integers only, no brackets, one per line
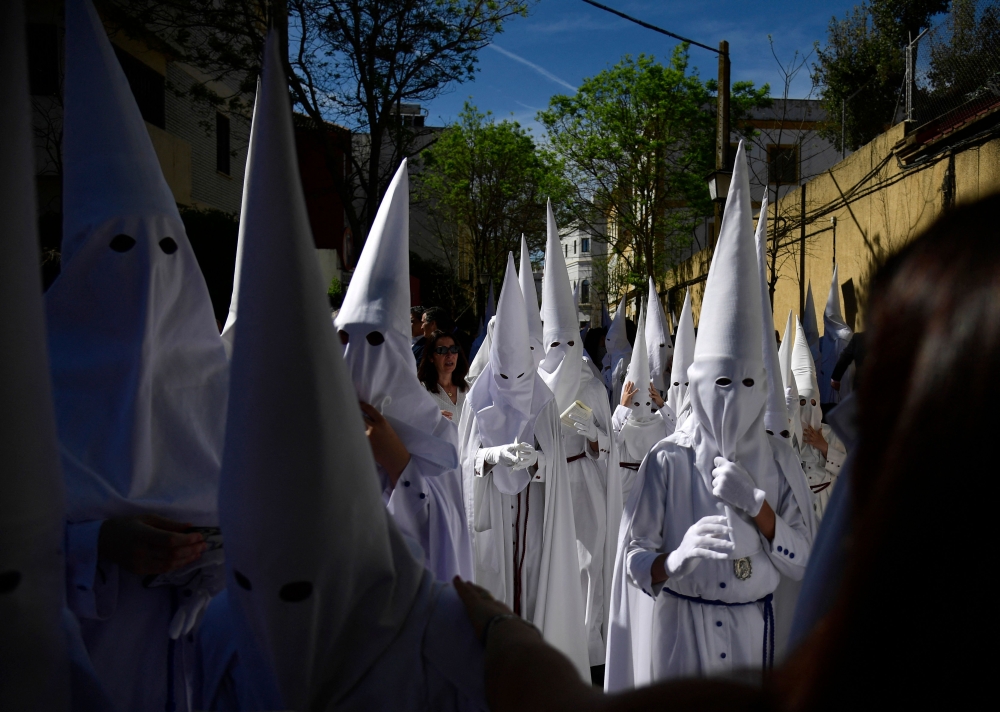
460,394,589,679
611,404,673,500
818,265,854,403
603,295,632,408
666,291,695,424
618,425,812,681
215,34,484,710
560,368,623,665
799,424,845,520
335,161,472,583
52,3,229,709
427,385,466,420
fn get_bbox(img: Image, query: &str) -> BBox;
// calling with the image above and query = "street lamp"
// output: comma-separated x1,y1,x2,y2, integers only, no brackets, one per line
705,169,732,203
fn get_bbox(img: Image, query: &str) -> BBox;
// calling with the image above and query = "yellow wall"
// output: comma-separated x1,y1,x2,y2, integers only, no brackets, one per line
146,122,192,206
665,121,1000,338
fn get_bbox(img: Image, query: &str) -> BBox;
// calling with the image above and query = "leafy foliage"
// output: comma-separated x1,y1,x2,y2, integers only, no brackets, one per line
539,49,769,301
414,103,571,323
99,0,530,253
812,0,949,152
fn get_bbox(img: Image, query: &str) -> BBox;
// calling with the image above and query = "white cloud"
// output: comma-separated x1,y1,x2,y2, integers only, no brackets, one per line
486,43,578,93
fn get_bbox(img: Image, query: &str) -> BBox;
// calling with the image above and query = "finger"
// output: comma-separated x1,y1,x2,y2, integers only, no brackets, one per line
714,457,726,468
694,524,732,537
699,515,730,525
692,549,733,560
358,402,384,423
695,534,735,549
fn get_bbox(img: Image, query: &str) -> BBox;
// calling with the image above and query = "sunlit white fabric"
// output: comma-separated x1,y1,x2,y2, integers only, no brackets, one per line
645,277,673,396
604,295,632,408
792,319,822,432
667,290,695,425
753,193,790,437
818,264,854,402
519,235,545,369
539,200,583,412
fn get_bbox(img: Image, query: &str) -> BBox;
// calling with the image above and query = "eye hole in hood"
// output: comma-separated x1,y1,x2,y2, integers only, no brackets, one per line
279,581,313,602
234,571,252,591
366,331,385,345
159,237,178,254
109,234,136,252
339,330,349,345
715,377,732,386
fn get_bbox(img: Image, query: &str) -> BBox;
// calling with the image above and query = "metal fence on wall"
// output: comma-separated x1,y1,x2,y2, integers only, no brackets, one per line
909,0,1000,130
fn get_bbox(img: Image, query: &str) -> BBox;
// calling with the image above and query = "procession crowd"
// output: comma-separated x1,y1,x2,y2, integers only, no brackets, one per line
2,1,989,711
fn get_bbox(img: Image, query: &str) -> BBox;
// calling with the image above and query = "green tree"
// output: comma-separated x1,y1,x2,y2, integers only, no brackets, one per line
414,103,571,323
538,49,769,303
926,0,1000,115
812,0,949,152
99,0,530,257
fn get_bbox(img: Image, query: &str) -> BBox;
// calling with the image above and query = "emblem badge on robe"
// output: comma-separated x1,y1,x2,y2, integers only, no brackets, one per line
733,557,752,581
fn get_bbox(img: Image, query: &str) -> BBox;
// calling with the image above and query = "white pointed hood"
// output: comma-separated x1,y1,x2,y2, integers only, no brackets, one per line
519,235,544,367
468,254,542,446
791,317,822,431
220,78,260,358
1,3,69,704
335,161,448,443
667,290,695,418
604,295,632,374
539,199,582,411
645,277,673,395
48,0,229,524
218,33,422,708
338,161,411,339
624,305,654,421
803,282,821,364
688,142,767,461
754,194,789,437
819,264,853,401
778,309,802,446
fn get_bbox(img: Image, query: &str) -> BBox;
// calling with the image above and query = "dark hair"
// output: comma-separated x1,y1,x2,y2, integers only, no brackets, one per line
778,195,998,710
410,306,425,317
421,306,452,333
418,330,468,394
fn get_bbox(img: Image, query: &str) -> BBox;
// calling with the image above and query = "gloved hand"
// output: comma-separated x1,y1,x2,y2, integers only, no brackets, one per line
482,441,536,471
145,534,226,640
712,457,766,517
570,411,600,442
665,515,734,580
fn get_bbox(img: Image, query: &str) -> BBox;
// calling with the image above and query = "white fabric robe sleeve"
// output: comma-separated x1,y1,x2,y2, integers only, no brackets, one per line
757,473,811,580
822,425,846,477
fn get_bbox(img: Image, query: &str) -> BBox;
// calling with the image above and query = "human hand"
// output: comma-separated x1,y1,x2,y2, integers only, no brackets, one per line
801,424,829,458
649,383,664,408
711,457,766,517
482,441,536,470
98,514,206,576
360,401,411,485
453,576,513,641
441,410,453,421
831,379,840,392
570,411,599,442
620,380,639,407
665,515,734,580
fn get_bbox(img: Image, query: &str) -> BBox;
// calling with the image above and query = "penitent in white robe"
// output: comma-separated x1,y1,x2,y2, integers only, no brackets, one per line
620,425,812,681
461,387,590,680
798,424,846,521
562,365,623,666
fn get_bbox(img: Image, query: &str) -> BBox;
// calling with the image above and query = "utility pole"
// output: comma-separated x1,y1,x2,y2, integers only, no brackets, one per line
799,184,807,315
714,41,730,248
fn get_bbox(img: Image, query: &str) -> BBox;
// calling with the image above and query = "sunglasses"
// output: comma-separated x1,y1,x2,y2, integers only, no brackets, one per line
434,345,460,355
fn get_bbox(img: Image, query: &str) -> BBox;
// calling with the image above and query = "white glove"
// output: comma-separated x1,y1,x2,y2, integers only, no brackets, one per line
145,533,226,640
482,442,536,471
570,411,599,442
665,515,734,580
712,457,766,516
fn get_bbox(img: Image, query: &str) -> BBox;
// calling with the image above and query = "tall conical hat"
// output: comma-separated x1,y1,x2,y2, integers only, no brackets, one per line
791,317,819,398
335,161,446,439
48,0,228,524
518,235,544,366
218,32,422,707
220,78,260,358
754,192,789,436
624,305,654,421
666,290,695,415
0,2,69,704
645,277,673,395
338,161,411,339
605,295,632,372
601,299,612,330
539,199,582,410
803,282,821,363
688,140,767,462
470,253,538,446
777,309,795,392
819,264,854,401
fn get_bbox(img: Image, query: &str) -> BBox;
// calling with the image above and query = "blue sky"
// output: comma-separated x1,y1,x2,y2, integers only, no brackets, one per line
422,0,861,134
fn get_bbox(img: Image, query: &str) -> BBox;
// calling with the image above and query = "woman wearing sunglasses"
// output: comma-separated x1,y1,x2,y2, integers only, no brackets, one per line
419,330,470,421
